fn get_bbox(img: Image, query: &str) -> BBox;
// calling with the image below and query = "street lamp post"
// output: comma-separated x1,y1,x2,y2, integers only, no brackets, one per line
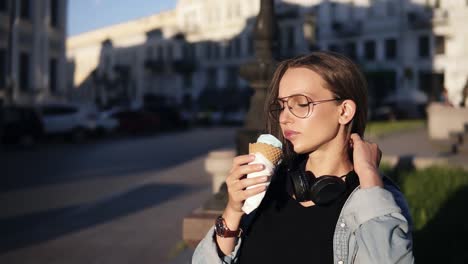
5,0,17,106
202,0,278,211
236,0,279,155
183,0,280,246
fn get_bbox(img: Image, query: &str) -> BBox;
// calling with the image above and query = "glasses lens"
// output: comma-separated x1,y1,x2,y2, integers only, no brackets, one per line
269,101,283,119
289,95,310,118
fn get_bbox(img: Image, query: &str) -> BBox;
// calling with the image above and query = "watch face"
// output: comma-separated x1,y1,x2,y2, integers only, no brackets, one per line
215,216,227,236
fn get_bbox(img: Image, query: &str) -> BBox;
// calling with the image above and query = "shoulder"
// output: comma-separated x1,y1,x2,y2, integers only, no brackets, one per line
340,175,409,231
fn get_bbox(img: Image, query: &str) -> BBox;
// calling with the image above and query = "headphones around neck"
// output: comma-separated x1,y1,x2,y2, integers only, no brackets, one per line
289,168,349,205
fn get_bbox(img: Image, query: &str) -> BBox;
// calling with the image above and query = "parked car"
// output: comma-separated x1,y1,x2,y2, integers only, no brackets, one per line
37,103,97,142
111,110,161,134
94,111,119,136
0,106,44,146
145,105,187,130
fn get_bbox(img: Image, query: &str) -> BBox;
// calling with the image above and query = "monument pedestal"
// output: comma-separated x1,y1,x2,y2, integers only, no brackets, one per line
183,208,221,248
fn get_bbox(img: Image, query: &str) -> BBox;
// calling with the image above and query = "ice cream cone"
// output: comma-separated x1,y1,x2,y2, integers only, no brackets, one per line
249,142,282,165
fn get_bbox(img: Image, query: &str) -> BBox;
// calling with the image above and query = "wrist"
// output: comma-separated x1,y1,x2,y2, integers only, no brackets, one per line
358,169,383,188
222,207,244,231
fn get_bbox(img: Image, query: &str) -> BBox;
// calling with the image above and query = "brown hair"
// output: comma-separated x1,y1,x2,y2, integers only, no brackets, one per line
264,51,368,162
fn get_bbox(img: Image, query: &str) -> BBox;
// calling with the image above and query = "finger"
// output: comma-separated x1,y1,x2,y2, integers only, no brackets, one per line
350,133,362,143
227,164,265,183
232,154,255,167
229,154,255,173
234,176,270,191
241,185,267,200
377,148,382,166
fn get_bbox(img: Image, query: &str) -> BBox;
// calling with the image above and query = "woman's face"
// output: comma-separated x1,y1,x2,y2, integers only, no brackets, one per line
278,67,341,154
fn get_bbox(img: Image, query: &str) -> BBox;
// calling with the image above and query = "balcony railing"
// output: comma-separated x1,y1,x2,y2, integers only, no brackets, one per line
172,58,197,74
331,20,362,37
144,59,165,73
407,9,448,29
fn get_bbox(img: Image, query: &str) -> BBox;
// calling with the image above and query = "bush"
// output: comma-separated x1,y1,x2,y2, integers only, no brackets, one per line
382,165,468,263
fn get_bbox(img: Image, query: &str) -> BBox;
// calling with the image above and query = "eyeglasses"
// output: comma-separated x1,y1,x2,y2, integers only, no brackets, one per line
269,94,341,119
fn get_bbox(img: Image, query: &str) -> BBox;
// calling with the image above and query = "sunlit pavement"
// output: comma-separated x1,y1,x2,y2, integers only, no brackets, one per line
0,127,236,264
1,125,466,264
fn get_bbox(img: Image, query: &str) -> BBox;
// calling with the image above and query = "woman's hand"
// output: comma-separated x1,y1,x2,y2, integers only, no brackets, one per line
225,154,270,215
350,133,384,188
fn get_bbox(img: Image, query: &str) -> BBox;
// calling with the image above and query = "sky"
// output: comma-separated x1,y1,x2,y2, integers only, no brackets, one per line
67,0,177,37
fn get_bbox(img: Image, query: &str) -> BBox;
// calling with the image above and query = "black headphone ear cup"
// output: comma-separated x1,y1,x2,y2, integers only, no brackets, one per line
309,176,346,205
289,169,310,202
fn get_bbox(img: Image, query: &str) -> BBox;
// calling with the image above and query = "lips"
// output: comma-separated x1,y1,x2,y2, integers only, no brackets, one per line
283,130,299,140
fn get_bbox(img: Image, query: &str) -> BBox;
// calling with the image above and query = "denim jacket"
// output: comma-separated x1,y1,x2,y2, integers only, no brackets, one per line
192,178,414,264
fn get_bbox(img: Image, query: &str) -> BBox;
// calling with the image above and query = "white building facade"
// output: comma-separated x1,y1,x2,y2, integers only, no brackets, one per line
67,0,314,111
308,0,468,107
0,0,68,106
67,0,468,113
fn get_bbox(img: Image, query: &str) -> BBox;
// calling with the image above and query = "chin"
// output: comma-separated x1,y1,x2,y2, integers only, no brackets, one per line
293,144,312,154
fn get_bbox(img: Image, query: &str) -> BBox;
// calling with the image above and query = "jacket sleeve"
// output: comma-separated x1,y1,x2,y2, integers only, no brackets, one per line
191,226,243,264
347,186,415,264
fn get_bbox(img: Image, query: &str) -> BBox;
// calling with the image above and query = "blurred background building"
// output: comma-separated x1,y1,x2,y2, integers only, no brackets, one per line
0,0,68,107
41,0,468,119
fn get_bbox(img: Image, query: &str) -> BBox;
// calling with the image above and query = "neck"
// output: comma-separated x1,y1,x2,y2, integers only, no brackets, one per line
305,132,353,177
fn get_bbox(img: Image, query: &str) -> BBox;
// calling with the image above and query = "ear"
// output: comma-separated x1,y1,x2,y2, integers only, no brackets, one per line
338,100,356,125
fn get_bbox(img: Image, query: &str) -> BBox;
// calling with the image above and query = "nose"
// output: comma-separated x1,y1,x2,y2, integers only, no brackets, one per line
279,107,293,125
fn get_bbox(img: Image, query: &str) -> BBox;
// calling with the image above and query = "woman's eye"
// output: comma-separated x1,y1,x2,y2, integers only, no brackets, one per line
297,103,309,107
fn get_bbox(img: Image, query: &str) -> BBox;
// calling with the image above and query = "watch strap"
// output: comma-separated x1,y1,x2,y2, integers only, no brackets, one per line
215,215,243,238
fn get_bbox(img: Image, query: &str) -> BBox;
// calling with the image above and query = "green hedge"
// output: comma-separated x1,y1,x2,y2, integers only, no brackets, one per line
382,165,468,263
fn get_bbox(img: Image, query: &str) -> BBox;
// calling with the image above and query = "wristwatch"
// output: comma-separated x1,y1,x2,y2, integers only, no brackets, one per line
215,215,243,238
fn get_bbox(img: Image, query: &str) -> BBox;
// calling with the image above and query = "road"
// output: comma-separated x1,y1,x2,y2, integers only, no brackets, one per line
0,127,237,264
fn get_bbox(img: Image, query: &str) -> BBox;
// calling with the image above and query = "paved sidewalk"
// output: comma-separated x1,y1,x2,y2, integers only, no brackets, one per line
373,126,467,170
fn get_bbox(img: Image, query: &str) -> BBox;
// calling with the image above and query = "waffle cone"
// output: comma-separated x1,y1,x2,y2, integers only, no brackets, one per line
249,142,282,165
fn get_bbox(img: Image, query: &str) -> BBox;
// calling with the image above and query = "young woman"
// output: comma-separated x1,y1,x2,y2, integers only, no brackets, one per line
193,51,414,263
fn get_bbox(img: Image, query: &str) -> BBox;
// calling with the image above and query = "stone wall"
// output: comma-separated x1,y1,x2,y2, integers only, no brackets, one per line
427,103,468,140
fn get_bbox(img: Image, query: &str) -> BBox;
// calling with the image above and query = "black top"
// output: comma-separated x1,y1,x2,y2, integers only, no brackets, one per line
237,162,359,264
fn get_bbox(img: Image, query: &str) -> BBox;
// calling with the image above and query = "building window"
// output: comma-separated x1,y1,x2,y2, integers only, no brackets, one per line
367,0,375,17
50,0,59,28
387,1,396,16
0,49,6,89
19,52,30,91
234,2,241,17
286,26,295,50
213,43,220,59
247,33,254,55
20,0,31,20
435,35,445,55
364,40,376,61
227,66,238,89
157,46,163,59
225,41,232,59
418,35,430,58
233,38,241,58
167,45,173,61
205,43,213,60
345,42,356,60
330,2,337,20
207,68,217,89
183,73,192,88
49,58,58,93
0,1,8,12
385,38,397,60
328,44,340,53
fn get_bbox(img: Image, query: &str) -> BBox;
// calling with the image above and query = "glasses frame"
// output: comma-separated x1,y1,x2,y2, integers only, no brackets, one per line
269,94,342,119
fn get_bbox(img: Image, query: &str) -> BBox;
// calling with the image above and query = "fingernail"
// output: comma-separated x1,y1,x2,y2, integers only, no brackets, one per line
257,164,265,170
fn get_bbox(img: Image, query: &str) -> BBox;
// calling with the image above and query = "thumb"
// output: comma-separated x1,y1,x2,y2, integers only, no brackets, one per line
349,133,362,147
